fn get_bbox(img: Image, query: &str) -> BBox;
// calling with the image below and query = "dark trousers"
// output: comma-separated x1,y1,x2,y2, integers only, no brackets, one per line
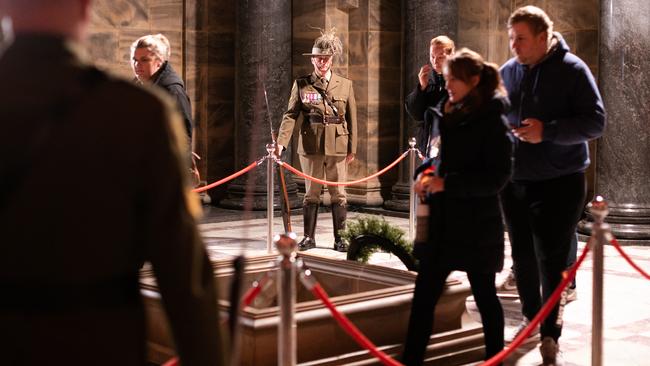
501,172,586,341
402,261,504,366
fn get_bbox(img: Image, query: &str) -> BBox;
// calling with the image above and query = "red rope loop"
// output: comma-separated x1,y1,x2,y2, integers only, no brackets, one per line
311,283,403,366
280,150,409,187
610,237,650,280
480,238,593,366
192,160,260,193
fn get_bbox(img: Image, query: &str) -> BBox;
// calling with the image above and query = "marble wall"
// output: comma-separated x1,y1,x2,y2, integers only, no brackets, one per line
592,0,650,240
458,0,599,71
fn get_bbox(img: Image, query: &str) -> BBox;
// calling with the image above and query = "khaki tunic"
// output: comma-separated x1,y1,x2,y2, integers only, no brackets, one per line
277,72,357,204
0,35,225,366
277,72,357,157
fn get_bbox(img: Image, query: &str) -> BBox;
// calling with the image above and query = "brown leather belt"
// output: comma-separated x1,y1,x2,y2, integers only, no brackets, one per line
309,115,344,125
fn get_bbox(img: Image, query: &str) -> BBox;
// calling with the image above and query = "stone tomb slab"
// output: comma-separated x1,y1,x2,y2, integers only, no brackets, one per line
140,253,483,365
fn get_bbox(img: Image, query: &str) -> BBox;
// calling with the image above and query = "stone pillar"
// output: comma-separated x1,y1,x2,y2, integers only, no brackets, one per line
580,0,650,242
221,0,300,209
344,1,402,207
385,0,458,211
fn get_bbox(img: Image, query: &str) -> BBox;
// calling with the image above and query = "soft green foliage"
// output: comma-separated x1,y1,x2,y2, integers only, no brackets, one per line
339,215,413,263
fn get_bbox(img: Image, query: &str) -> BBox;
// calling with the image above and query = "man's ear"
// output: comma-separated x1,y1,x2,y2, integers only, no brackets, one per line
471,75,480,88
538,31,548,44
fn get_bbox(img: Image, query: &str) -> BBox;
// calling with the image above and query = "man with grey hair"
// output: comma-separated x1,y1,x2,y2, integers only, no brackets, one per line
500,5,605,365
131,33,194,148
0,1,225,365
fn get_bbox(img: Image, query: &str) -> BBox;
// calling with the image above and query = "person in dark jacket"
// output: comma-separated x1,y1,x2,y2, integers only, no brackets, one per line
0,1,225,365
404,35,454,157
402,48,513,366
499,6,605,365
131,34,193,146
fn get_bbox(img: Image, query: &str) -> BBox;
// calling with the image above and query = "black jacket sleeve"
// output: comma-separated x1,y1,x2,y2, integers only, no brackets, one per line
444,112,513,198
167,84,193,143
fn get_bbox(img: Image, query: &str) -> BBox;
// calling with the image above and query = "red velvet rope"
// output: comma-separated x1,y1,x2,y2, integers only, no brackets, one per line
311,283,403,366
192,161,259,193
610,237,650,280
161,358,178,366
279,151,409,187
480,238,593,366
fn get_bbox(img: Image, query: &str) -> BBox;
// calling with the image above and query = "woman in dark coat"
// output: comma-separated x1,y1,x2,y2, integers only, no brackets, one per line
131,34,193,151
402,48,513,366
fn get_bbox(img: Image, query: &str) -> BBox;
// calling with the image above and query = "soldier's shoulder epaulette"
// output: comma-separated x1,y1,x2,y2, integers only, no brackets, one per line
296,74,312,83
295,75,313,87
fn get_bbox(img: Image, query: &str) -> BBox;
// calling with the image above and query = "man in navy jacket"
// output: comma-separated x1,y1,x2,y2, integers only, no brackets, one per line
499,6,605,365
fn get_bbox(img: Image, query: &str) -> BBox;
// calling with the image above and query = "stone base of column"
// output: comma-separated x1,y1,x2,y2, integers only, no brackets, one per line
384,182,410,212
346,186,384,207
578,203,650,245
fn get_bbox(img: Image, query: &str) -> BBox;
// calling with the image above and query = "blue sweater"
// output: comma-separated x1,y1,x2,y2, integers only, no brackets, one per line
500,33,605,182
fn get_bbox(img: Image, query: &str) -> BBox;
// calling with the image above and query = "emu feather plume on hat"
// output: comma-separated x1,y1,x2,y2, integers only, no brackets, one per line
303,28,343,56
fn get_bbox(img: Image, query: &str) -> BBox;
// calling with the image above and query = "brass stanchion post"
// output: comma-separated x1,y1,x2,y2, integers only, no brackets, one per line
266,143,276,253
275,233,298,366
408,137,417,240
589,196,609,366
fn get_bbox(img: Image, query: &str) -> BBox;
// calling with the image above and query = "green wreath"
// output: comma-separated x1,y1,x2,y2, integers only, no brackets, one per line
339,215,417,271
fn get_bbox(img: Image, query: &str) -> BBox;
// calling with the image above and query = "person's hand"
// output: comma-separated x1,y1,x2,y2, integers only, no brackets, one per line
512,118,544,144
414,178,427,200
425,176,445,194
418,64,432,90
275,144,284,158
346,153,356,164
415,174,444,200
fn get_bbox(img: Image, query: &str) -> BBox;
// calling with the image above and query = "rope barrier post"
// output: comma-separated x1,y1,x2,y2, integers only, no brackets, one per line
267,143,276,253
408,137,417,240
588,195,610,366
275,233,298,366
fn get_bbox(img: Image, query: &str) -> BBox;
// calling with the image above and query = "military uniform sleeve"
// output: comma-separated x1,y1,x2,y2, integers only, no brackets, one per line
276,80,302,149
347,81,357,155
140,98,226,366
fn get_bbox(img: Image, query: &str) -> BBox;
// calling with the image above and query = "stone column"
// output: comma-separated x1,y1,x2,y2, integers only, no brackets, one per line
580,0,650,242
385,0,458,211
221,0,300,209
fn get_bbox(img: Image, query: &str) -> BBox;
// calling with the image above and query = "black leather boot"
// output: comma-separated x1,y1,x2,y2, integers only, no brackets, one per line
332,204,348,252
298,203,318,251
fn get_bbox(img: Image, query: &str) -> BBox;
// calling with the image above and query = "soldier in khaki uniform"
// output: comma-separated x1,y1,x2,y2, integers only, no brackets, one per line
0,1,225,365
276,30,357,252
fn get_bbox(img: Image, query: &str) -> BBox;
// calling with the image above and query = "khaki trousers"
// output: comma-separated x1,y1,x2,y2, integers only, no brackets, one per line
299,154,347,205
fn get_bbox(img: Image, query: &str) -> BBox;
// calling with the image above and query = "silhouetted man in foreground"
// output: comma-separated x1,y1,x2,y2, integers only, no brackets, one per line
0,1,225,365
